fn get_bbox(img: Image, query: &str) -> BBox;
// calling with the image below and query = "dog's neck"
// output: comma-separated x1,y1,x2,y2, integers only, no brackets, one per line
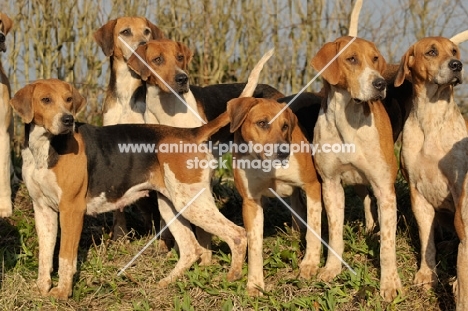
109,58,146,115
323,86,372,139
411,82,462,129
25,124,54,169
145,84,204,127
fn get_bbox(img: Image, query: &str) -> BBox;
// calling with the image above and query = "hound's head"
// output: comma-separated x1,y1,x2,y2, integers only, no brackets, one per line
10,79,86,135
94,16,165,61
311,36,387,103
127,39,193,94
227,97,297,161
395,36,463,88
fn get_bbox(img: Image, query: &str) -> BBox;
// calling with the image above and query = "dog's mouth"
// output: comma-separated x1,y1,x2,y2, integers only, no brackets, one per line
0,43,6,53
353,94,384,103
450,76,462,86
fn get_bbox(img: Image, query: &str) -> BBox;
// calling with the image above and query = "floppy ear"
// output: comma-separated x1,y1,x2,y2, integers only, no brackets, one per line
0,13,13,35
93,19,117,57
395,45,414,87
70,85,87,114
127,44,151,81
10,84,35,123
146,19,165,39
282,105,297,141
311,41,341,85
227,97,259,133
177,42,193,70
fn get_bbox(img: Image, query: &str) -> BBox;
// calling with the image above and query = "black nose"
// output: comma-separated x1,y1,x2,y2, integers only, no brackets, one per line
0,33,5,43
175,73,188,86
277,144,290,160
372,78,387,92
61,114,74,127
449,59,463,72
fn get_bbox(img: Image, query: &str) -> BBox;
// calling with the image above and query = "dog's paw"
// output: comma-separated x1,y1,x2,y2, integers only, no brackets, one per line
317,266,341,282
198,251,212,266
0,197,12,217
413,268,437,289
157,277,172,288
247,282,264,297
380,276,403,302
36,279,52,296
226,268,242,282
48,287,70,300
298,262,318,279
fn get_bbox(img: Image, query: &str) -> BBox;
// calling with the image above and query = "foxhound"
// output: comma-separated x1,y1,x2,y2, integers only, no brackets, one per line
94,16,165,239
0,12,13,217
311,36,402,301
93,16,164,125
394,35,468,310
225,97,322,296
11,79,249,300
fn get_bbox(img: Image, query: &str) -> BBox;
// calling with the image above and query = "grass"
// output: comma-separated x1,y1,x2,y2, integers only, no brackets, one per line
0,175,460,310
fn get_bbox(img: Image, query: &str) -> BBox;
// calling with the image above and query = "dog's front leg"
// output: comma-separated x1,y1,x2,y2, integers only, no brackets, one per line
48,203,86,300
34,202,58,296
372,182,401,301
317,177,345,282
409,184,438,289
299,181,322,279
242,197,264,296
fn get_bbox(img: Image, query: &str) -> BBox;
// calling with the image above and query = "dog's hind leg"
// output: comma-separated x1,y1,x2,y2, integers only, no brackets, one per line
157,194,204,287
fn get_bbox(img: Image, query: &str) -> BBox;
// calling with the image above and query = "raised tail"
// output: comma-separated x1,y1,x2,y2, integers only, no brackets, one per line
195,49,275,142
451,30,468,45
239,48,274,98
348,0,362,37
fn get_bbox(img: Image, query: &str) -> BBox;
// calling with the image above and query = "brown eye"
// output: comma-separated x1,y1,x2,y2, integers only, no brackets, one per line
177,54,184,62
120,28,131,36
282,124,289,131
373,56,379,63
452,48,457,56
41,97,51,104
152,56,163,64
66,97,72,102
426,49,437,56
144,28,151,36
257,120,267,128
347,56,357,64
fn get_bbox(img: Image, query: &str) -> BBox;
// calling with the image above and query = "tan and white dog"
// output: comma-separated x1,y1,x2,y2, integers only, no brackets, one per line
93,16,164,125
311,36,402,301
12,79,246,300
0,12,13,217
226,97,322,296
394,34,468,310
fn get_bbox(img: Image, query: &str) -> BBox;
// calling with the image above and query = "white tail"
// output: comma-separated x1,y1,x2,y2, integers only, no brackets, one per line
240,48,274,98
348,0,363,37
450,30,468,45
